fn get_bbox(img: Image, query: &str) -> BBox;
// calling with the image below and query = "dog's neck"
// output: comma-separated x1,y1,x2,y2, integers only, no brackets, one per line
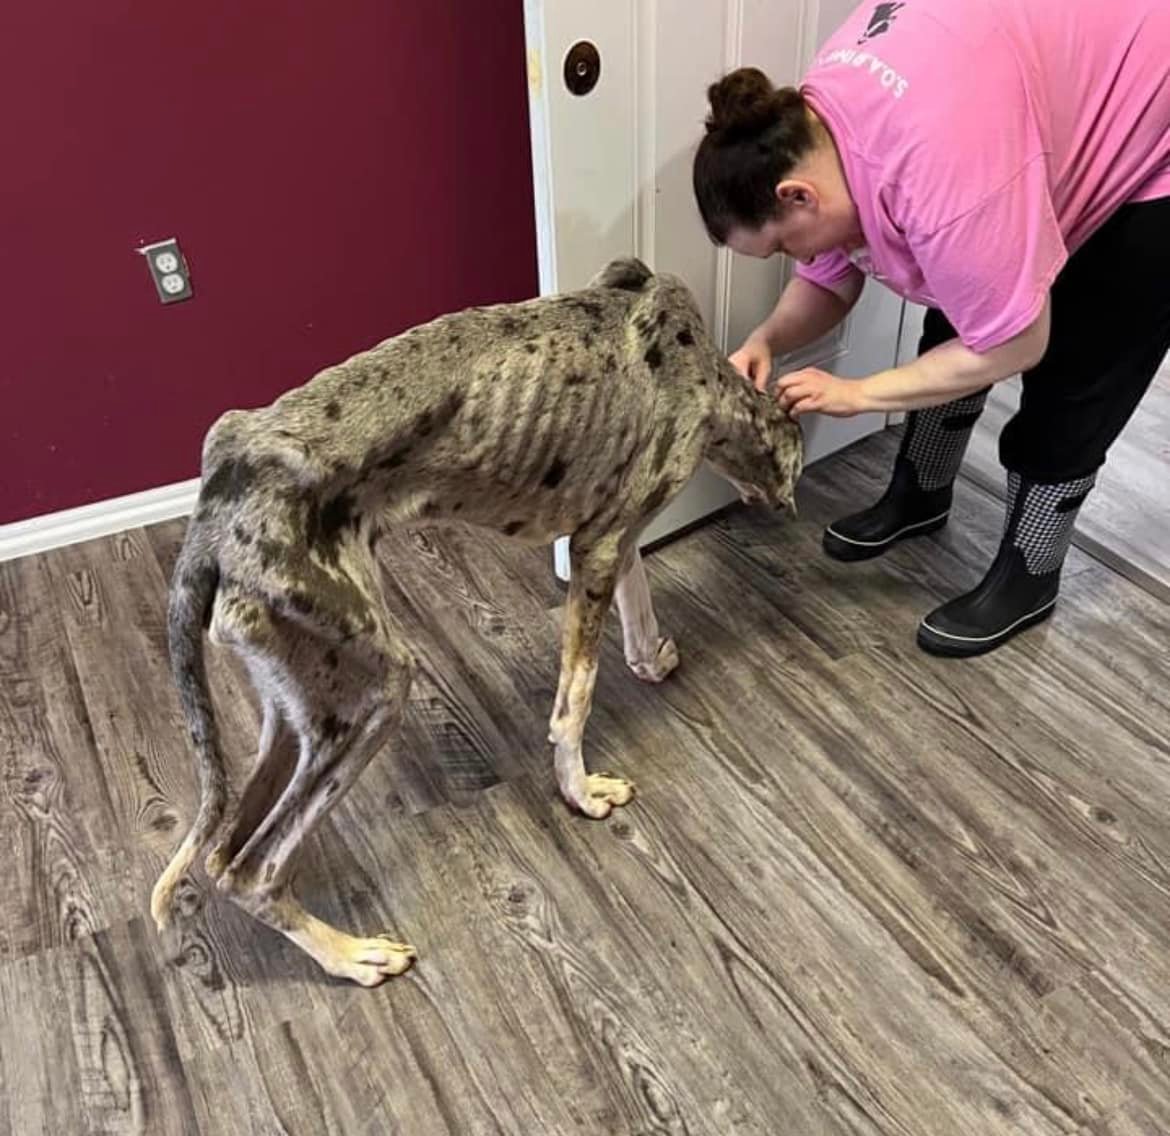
708,355,789,448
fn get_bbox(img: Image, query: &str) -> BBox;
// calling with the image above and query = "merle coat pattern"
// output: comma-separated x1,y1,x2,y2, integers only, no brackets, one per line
151,257,803,985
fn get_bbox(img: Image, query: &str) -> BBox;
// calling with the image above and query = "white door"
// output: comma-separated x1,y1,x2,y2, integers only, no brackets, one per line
524,0,907,577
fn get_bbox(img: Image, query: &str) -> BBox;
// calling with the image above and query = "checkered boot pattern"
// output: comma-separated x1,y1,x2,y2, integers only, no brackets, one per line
1004,472,1097,576
901,389,990,492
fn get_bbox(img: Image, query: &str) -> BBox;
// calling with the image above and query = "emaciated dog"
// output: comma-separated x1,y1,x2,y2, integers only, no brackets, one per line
151,257,802,985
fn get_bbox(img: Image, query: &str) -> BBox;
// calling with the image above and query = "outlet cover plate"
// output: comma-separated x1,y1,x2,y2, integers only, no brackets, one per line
138,238,193,304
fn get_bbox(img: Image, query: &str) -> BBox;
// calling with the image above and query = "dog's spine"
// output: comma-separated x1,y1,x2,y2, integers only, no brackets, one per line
150,540,227,931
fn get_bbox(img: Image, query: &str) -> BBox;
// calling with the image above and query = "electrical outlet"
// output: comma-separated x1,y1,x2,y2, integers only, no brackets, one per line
138,238,193,304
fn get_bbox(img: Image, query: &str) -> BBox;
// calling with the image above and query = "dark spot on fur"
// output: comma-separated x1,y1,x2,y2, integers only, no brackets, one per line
233,525,252,546
644,342,663,370
542,458,567,488
378,449,407,470
657,310,668,327
653,425,676,472
290,591,314,615
501,316,520,334
583,332,593,348
525,342,538,353
201,457,258,505
325,401,341,420
321,714,349,743
572,299,604,321
605,353,616,370
421,499,441,517
503,520,524,536
586,587,605,603
453,501,464,512
151,811,178,833
644,479,673,515
676,327,695,346
325,649,339,669
255,538,287,571
311,491,358,563
180,564,220,629
566,371,587,386
470,412,485,432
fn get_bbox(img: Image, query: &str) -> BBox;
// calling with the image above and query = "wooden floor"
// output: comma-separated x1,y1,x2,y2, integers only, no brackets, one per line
3,428,1170,1135
965,365,1170,604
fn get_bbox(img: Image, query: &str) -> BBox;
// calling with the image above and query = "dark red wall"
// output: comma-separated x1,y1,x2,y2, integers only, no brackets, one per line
2,2,537,524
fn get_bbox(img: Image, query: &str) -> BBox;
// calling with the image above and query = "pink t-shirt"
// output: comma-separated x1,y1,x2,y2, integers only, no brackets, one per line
796,0,1170,352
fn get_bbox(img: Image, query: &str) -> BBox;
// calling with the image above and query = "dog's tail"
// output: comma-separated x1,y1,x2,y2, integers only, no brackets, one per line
150,534,226,933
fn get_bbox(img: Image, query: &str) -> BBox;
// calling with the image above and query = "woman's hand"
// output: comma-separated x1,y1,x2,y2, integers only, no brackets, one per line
729,333,773,392
775,368,865,418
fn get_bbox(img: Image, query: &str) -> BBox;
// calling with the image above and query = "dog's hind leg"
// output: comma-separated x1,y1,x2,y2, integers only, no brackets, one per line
205,695,297,880
614,548,679,684
548,537,637,818
217,626,419,987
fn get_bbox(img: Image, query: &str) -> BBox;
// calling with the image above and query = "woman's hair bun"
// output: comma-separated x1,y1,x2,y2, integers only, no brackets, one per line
705,67,798,142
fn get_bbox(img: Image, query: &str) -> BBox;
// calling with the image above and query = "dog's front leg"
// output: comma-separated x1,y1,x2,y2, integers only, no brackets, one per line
614,549,679,683
548,541,636,818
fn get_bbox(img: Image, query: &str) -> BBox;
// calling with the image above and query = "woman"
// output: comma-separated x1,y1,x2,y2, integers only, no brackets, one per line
693,0,1170,657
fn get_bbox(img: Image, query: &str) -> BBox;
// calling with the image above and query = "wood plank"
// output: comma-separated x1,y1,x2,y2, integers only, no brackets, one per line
2,424,1168,1133
0,917,199,1136
0,551,135,962
338,776,802,1135
180,1009,394,1136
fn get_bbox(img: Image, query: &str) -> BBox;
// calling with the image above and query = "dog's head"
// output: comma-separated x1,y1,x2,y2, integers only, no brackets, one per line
704,392,804,511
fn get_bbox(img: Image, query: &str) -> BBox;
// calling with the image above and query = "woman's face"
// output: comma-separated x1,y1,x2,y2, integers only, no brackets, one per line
724,178,862,264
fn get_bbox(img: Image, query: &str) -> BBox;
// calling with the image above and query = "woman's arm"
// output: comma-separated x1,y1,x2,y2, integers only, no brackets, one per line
762,273,864,355
776,297,1050,416
732,273,864,389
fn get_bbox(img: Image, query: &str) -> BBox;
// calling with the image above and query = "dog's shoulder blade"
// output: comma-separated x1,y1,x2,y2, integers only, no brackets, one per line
588,257,653,292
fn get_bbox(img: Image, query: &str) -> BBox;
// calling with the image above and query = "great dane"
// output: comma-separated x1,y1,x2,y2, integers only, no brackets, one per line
151,257,803,985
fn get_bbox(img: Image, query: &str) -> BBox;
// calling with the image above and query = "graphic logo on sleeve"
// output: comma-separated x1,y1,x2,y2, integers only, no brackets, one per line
858,2,904,44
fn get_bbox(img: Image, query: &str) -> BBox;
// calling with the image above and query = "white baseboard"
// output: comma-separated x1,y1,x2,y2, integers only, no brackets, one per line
0,479,199,563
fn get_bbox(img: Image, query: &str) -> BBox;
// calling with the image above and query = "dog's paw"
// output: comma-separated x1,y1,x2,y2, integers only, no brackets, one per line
629,636,679,683
568,772,636,819
321,934,418,988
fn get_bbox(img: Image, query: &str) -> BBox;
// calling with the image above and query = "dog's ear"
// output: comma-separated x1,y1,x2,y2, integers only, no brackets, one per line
589,257,653,292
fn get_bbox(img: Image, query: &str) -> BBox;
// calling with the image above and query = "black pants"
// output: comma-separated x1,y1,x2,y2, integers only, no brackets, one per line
920,195,1170,482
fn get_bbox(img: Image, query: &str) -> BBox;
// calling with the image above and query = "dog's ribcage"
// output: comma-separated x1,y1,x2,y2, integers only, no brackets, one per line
214,289,702,549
